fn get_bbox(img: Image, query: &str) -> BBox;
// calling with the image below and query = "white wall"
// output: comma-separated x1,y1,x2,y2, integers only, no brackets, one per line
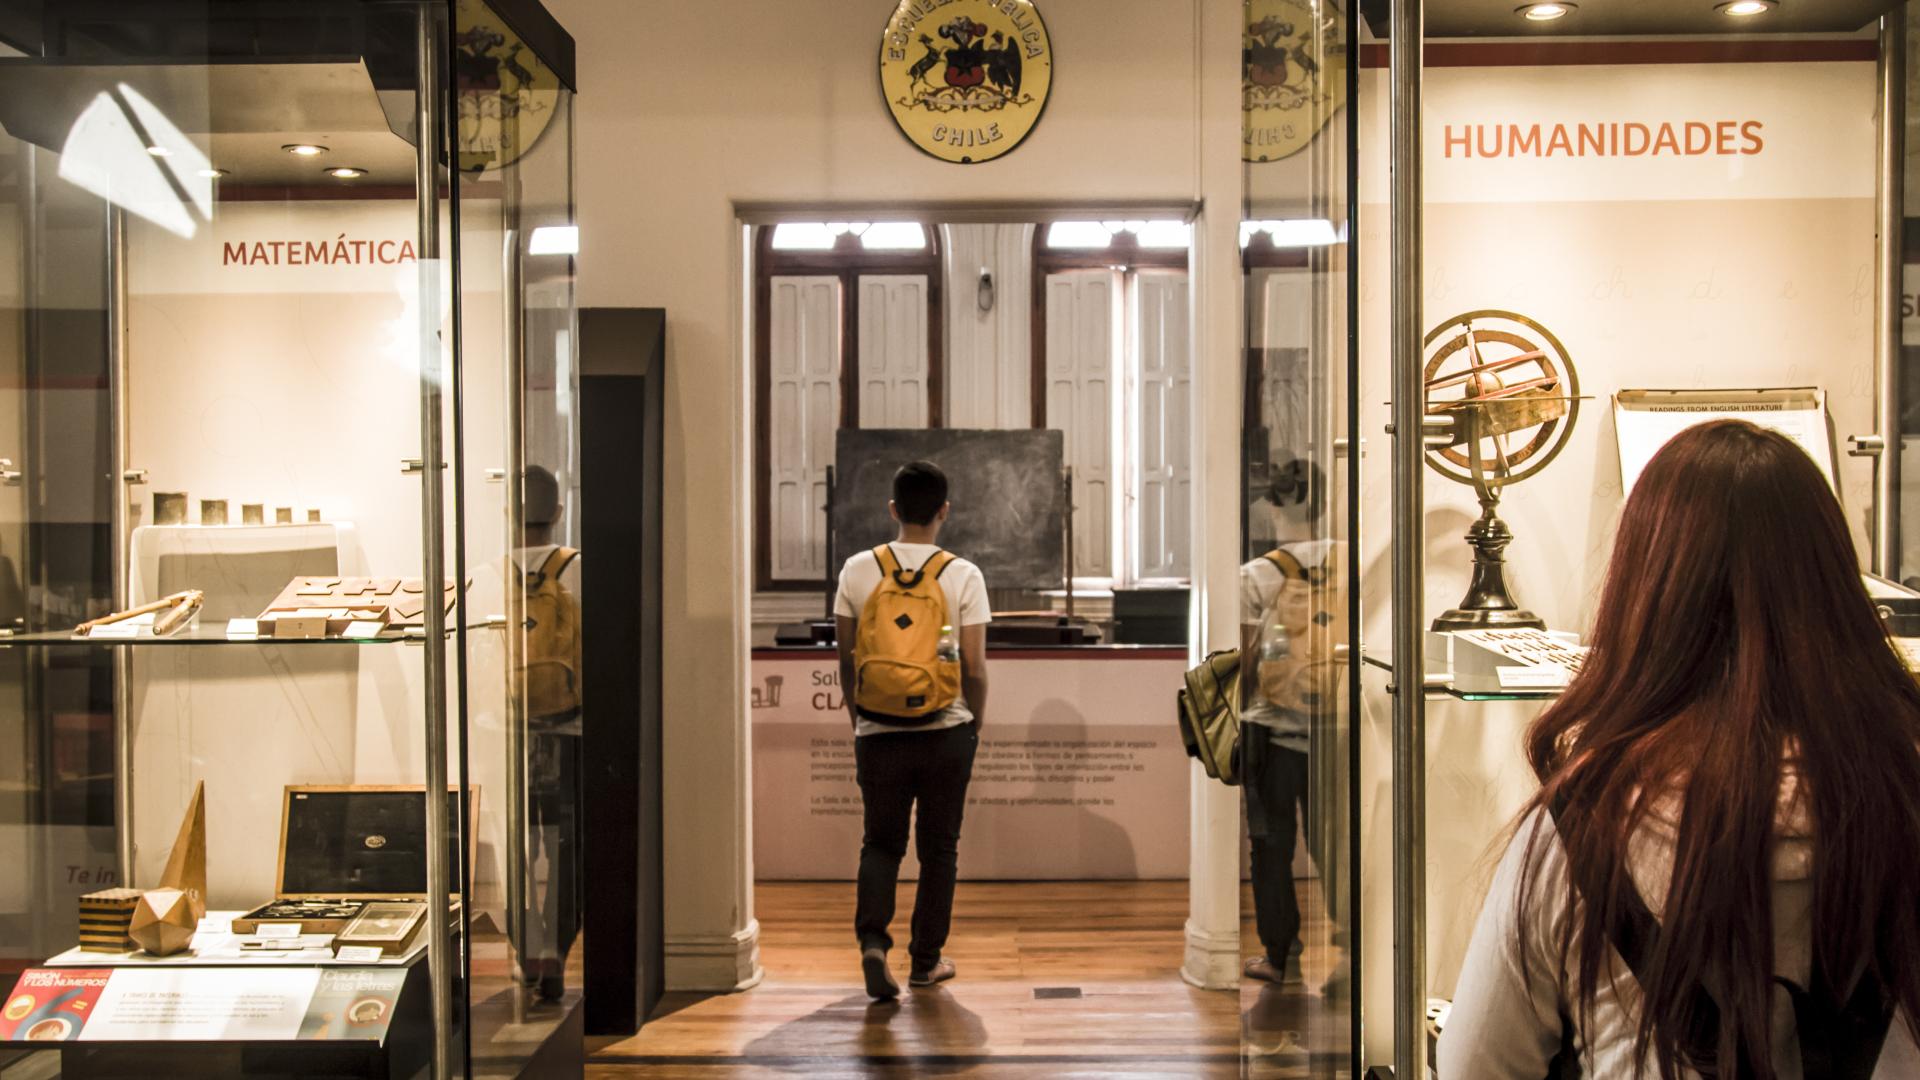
544,0,1246,991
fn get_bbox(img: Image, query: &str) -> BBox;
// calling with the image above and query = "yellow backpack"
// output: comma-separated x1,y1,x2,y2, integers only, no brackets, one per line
519,546,581,722
1253,544,1347,713
853,545,962,724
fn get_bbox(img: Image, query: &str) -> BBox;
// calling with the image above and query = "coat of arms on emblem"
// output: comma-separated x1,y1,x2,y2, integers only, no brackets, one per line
454,0,562,174
1244,0,1347,163
880,1,1054,165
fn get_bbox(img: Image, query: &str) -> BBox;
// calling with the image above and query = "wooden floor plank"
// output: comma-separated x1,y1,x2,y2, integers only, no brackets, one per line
588,880,1353,1078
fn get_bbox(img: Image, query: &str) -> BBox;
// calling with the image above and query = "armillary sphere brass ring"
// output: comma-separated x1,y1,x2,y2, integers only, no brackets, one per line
1420,308,1580,488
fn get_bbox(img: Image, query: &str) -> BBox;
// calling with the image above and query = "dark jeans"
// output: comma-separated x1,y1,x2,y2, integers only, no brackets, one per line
1245,735,1310,966
524,724,581,967
854,723,979,971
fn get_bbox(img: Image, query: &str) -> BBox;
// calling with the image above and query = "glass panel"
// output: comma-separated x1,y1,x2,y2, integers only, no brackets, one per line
1240,0,1359,1074
1396,0,1892,1071
0,0,470,1071
452,0,579,1071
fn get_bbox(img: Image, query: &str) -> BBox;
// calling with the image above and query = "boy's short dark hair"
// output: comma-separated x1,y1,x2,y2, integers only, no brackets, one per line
525,465,560,526
892,461,949,526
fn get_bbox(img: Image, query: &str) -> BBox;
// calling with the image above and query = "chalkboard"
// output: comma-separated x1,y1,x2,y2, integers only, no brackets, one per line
832,429,1066,590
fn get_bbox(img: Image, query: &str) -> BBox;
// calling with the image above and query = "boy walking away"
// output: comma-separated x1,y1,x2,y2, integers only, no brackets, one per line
834,461,991,1001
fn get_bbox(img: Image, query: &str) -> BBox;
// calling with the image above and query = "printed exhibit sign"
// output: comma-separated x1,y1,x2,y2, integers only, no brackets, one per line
879,0,1054,164
2,966,407,1043
1361,59,1874,203
1243,0,1347,163
751,650,1189,879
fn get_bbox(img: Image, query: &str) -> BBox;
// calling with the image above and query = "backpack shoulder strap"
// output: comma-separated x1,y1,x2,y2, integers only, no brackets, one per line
1782,962,1894,1079
873,545,899,579
1264,548,1307,581
542,547,580,584
1545,790,1722,1067
924,549,959,580
1546,791,1893,1080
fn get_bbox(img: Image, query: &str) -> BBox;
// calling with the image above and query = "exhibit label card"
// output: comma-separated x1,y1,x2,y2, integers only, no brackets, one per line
81,968,321,1041
1,969,111,1041
334,946,384,964
297,968,406,1043
1497,665,1572,690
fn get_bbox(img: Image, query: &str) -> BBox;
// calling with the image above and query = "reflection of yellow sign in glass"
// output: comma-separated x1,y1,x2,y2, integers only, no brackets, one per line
454,0,561,173
1244,0,1346,163
880,0,1053,165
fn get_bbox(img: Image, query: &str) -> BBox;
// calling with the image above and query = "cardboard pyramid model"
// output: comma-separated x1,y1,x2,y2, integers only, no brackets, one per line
129,782,206,956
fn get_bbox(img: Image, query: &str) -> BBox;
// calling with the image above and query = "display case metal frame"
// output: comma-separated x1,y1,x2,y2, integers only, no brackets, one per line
1377,5,1910,1075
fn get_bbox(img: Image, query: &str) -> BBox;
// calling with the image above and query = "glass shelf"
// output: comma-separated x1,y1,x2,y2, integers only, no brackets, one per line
1360,651,1565,702
4,627,425,647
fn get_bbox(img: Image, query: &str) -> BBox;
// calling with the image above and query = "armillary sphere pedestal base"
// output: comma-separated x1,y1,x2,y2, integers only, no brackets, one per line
1431,606,1546,633
1430,495,1544,634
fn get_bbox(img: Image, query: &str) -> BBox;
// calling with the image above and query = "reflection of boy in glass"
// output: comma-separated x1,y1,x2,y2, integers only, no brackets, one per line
517,465,582,1003
1238,460,1348,993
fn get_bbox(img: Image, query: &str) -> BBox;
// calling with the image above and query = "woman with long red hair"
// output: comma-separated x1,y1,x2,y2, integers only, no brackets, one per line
1439,420,1920,1078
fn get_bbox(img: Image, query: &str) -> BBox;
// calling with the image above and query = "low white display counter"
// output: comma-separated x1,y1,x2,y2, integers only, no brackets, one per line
750,645,1190,880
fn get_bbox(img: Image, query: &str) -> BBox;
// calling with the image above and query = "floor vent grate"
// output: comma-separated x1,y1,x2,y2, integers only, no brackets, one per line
1033,987,1083,1000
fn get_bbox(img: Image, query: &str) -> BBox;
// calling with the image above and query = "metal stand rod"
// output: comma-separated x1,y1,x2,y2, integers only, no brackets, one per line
414,7,453,1077
1390,0,1429,1075
503,220,528,1027
823,465,836,623
1876,13,1905,579
107,205,134,886
1063,467,1074,621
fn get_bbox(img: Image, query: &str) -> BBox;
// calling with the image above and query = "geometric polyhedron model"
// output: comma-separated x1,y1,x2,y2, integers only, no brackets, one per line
129,888,197,956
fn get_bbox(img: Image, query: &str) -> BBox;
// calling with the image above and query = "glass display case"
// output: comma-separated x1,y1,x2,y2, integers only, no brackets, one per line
1239,1,1362,1075
0,1,579,1077
1359,0,1909,1075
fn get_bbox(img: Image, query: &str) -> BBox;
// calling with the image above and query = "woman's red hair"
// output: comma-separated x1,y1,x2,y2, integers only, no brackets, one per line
1516,419,1920,1079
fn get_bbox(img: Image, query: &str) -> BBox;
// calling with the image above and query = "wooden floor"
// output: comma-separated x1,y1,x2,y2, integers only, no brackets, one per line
589,881,1350,1079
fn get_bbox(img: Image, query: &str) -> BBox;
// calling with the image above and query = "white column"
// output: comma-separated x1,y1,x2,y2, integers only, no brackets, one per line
663,219,763,992
1183,0,1248,993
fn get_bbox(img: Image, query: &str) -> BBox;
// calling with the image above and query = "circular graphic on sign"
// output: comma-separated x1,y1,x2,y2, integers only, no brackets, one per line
1243,0,1347,163
879,0,1054,164
347,998,388,1025
454,0,563,174
4,994,33,1022
25,1017,72,1041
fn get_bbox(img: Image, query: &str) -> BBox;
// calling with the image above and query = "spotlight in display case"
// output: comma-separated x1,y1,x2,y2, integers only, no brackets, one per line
1422,309,1581,632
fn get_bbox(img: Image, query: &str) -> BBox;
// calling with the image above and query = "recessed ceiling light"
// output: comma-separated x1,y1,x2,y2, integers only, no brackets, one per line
324,166,368,179
282,143,329,157
197,168,229,179
1716,0,1775,14
1517,2,1575,20
145,144,171,157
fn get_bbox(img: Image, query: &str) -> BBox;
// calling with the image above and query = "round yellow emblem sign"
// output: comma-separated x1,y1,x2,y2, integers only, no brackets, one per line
454,0,563,174
1243,0,1347,163
880,0,1054,165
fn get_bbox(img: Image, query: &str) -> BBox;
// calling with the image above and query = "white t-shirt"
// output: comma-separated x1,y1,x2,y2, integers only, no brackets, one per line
1239,539,1333,748
834,543,992,737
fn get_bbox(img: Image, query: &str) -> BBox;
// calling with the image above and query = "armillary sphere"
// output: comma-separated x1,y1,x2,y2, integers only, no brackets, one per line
1422,310,1580,492
1420,309,1580,633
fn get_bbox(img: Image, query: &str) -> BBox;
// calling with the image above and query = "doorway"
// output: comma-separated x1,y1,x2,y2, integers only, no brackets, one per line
714,212,1226,1072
